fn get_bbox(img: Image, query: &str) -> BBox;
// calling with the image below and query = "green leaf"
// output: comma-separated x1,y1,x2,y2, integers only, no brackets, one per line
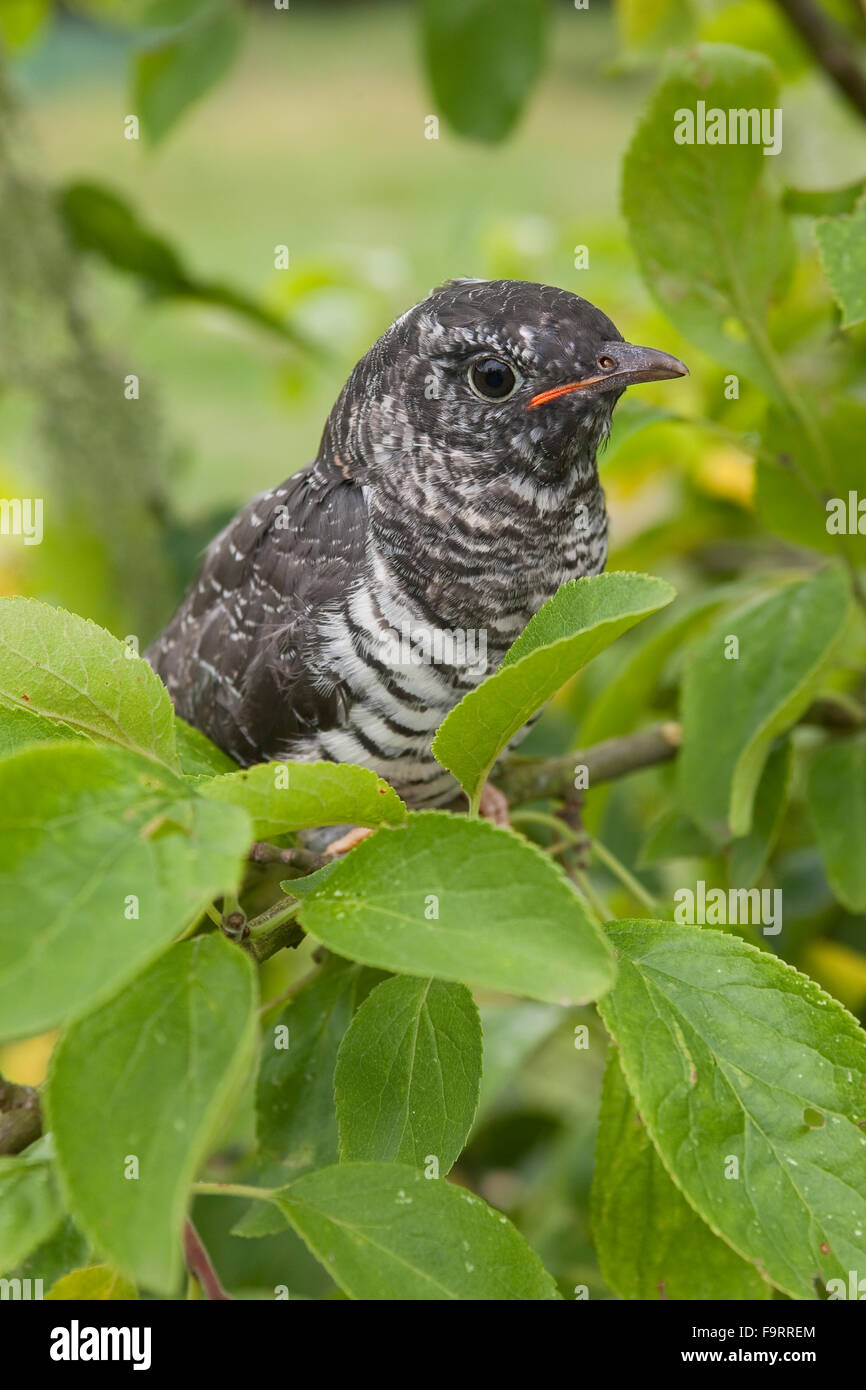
0,704,83,759
334,977,481,1172
622,44,794,400
755,458,838,557
257,958,381,1173
199,761,407,838
46,1265,137,1300
289,811,616,1006
59,181,311,348
49,935,257,1295
273,1163,560,1299
599,921,866,1301
592,1049,771,1300
678,568,850,838
784,179,866,218
174,717,237,778
434,573,675,813
0,743,251,1041
0,1139,64,1275
420,0,547,143
639,809,717,867
0,598,178,767
699,0,811,80
8,1217,89,1290
816,198,866,329
728,736,792,885
133,2,244,145
809,733,866,912
579,584,737,749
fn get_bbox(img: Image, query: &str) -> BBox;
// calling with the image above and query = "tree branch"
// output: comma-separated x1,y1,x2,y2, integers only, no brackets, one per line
0,1075,42,1155
496,697,864,808
249,842,329,873
497,721,683,806
183,1219,231,1301
773,0,866,120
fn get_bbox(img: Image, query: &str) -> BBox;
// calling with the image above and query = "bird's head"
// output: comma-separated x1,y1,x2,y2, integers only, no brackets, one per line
321,279,687,491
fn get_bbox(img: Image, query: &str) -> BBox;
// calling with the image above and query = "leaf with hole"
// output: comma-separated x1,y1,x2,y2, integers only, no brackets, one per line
599,920,866,1300
592,1049,771,1300
0,742,252,1041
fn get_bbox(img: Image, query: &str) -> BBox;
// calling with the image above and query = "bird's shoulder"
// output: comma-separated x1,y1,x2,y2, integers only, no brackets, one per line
148,459,369,762
187,460,367,616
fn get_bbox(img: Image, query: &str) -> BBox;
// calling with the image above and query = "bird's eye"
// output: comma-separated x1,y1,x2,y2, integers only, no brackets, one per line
468,356,519,401
597,355,617,371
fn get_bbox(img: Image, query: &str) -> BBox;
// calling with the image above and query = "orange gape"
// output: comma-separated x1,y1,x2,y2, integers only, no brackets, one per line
528,376,611,408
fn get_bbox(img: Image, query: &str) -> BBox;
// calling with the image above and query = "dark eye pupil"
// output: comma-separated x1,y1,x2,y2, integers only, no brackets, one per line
471,358,515,399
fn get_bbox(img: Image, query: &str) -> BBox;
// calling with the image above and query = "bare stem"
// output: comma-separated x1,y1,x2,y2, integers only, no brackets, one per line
183,1220,231,1301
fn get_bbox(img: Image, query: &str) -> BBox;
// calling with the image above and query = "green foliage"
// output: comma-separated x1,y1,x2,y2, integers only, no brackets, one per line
289,812,616,1005
815,197,866,328
199,761,407,837
600,922,866,1300
678,568,850,838
419,0,547,142
257,958,381,1174
0,1138,63,1274
272,1163,560,1300
133,2,244,145
622,44,794,402
0,742,251,1041
809,734,866,912
59,181,308,346
46,1265,138,1300
434,572,674,812
0,598,178,766
49,936,257,1294
592,1051,771,1300
334,976,482,1170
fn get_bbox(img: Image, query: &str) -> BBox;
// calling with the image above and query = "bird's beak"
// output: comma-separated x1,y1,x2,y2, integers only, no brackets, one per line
528,342,689,409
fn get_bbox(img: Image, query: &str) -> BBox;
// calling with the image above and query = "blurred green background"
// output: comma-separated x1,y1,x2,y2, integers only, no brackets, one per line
2,0,863,639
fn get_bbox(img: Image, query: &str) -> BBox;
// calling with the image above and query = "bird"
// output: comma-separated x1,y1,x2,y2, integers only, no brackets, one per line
146,279,687,821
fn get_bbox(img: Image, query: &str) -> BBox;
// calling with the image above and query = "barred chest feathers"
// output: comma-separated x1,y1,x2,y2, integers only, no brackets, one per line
298,470,609,808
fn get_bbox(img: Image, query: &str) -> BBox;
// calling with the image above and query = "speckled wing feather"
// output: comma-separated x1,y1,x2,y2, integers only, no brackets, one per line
146,460,368,766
